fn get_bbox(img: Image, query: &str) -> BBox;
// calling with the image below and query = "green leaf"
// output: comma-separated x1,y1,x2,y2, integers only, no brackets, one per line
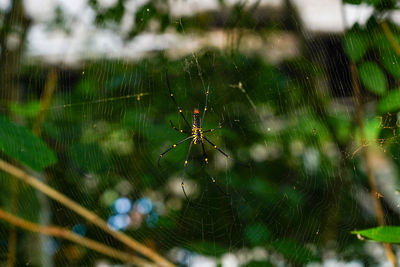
245,223,271,246
0,176,40,223
381,51,400,79
343,30,369,62
377,89,400,112
68,143,110,173
352,226,400,243
364,117,381,142
359,61,387,95
0,115,57,171
76,79,97,96
373,33,394,52
189,242,227,256
18,184,41,223
271,240,318,264
328,113,352,144
9,101,41,119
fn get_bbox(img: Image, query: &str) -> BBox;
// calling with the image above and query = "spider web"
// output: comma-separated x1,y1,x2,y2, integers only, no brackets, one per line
1,1,400,267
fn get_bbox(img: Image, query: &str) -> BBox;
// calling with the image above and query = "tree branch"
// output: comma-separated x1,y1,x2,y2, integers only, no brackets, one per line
0,159,175,267
350,62,396,267
0,208,154,266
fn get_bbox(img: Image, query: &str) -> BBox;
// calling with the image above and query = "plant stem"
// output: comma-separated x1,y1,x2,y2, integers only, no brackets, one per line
6,179,18,267
350,62,396,267
0,159,175,267
0,208,155,266
33,68,58,136
32,67,58,267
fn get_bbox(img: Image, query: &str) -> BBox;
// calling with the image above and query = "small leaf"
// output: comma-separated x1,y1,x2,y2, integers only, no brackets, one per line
9,101,41,119
0,115,57,171
364,117,381,142
0,177,40,223
271,239,318,264
359,61,387,95
68,143,110,173
18,185,41,223
352,226,400,243
189,242,227,256
76,79,97,96
245,223,271,246
373,33,394,52
381,51,400,79
343,30,369,62
377,89,400,113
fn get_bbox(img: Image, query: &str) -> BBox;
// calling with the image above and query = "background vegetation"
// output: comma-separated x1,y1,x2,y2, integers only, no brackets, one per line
1,0,400,266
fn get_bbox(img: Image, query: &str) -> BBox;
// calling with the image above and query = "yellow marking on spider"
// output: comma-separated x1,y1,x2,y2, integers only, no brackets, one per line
180,130,183,132
204,107,207,111
205,158,208,162
173,144,177,147
210,129,214,132
179,109,182,113
214,145,217,148
184,160,188,165
170,93,174,96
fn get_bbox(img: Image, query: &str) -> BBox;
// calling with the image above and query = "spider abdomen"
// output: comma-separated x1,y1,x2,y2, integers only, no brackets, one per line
192,110,203,144
192,127,203,144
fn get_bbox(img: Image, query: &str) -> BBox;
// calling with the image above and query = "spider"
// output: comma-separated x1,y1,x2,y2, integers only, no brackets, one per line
158,72,230,201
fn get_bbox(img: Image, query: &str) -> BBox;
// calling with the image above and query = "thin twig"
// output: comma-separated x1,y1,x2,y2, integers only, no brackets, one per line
0,159,175,267
380,21,400,56
6,179,18,267
230,82,256,111
350,62,397,267
32,68,58,136
0,208,154,266
32,67,58,266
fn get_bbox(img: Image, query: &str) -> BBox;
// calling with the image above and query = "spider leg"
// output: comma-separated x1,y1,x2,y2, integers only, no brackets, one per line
158,136,193,167
203,136,230,159
181,140,194,202
166,71,191,129
200,85,209,127
169,120,188,134
201,142,229,196
203,124,222,133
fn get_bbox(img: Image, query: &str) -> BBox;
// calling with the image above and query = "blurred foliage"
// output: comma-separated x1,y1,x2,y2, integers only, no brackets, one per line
0,115,56,171
1,0,400,266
